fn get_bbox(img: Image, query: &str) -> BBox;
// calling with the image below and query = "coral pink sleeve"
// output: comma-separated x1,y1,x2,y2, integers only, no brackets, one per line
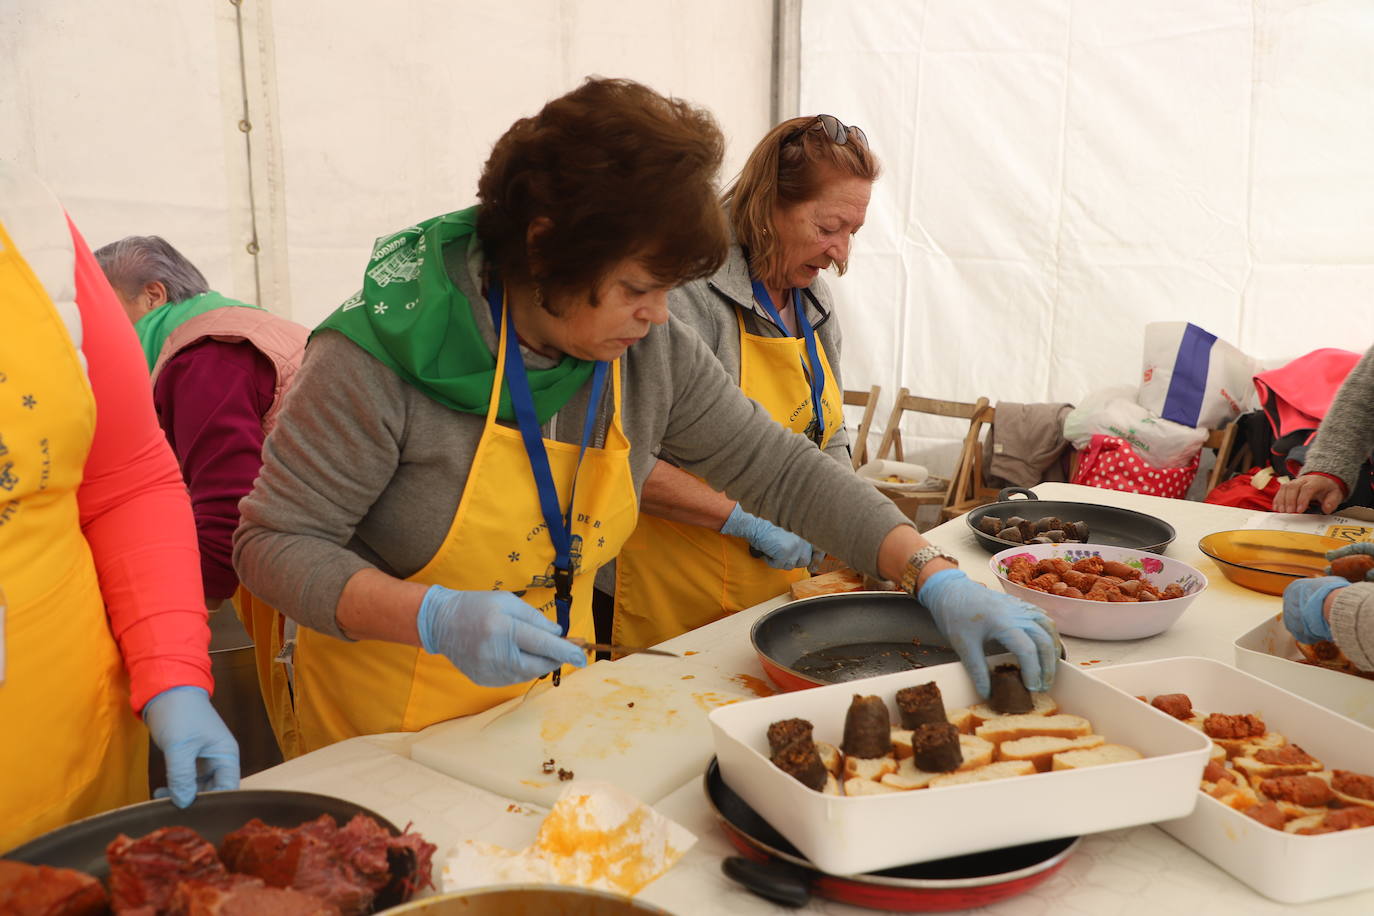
68,216,212,712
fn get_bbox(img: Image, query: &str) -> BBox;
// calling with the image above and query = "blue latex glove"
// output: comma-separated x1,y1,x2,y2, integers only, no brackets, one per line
720,504,813,570
1282,575,1348,644
142,686,241,808
1326,542,1374,580
416,585,587,686
917,568,1060,696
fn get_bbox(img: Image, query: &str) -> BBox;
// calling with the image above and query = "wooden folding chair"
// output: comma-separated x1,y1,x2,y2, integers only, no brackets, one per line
1204,423,1249,493
842,385,882,470
941,402,1000,520
875,389,992,520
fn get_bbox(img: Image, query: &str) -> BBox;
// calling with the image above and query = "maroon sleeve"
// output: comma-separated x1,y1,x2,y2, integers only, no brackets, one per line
153,339,275,601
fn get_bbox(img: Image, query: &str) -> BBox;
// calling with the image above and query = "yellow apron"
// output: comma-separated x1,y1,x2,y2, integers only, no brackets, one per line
289,317,638,753
614,308,844,647
232,585,303,760
0,219,148,852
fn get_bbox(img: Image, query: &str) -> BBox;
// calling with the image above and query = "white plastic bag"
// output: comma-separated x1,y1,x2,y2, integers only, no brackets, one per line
1138,322,1258,429
1063,388,1207,469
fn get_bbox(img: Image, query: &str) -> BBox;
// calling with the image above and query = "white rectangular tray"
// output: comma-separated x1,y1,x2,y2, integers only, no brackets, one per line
1234,615,1374,728
708,656,1209,876
1090,656,1374,904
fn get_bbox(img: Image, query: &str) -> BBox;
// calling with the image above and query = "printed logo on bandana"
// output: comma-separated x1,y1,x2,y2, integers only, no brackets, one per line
367,226,425,288
339,289,365,312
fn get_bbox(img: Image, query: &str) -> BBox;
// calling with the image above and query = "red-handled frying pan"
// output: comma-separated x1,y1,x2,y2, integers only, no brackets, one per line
750,591,1002,692
705,759,1078,910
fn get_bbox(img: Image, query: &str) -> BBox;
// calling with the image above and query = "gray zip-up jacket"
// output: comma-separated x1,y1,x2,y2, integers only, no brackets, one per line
665,243,850,464
1300,344,1374,492
232,233,910,639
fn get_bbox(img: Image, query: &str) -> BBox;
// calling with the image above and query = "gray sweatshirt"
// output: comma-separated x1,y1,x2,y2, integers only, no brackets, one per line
1330,586,1374,672
666,243,850,465
1300,344,1374,492
232,234,911,638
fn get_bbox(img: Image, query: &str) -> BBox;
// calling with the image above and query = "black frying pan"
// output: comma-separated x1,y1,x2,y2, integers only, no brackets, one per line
966,487,1176,555
750,591,1002,691
3,789,416,907
706,759,1079,910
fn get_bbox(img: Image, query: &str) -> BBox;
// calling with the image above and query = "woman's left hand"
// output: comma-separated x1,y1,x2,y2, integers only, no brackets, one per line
917,569,1061,696
143,686,241,807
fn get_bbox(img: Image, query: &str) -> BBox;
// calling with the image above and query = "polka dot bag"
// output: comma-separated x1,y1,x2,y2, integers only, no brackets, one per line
1070,433,1200,499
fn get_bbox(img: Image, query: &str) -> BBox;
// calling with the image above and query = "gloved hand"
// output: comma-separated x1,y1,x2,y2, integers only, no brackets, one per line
416,585,587,686
1326,541,1374,580
1282,575,1348,644
721,504,813,570
917,568,1060,696
142,686,241,808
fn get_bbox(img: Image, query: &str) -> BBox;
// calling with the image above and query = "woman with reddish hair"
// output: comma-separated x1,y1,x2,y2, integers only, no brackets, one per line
235,81,1057,755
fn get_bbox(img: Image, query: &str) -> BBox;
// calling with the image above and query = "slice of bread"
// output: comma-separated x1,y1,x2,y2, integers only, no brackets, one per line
843,754,898,782
958,734,996,771
929,760,1036,787
845,776,903,795
1233,752,1323,782
968,693,1059,726
1212,731,1285,760
891,727,914,760
997,734,1105,772
1050,744,1143,771
1208,778,1260,811
790,568,865,600
1208,743,1226,763
1283,813,1327,834
821,773,843,796
881,757,941,791
816,741,843,776
976,714,1092,745
946,706,975,734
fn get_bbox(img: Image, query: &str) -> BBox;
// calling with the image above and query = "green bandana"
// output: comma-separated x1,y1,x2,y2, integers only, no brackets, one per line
315,206,594,423
134,290,262,372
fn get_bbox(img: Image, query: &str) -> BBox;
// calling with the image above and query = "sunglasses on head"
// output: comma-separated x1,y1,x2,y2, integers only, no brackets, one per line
781,113,868,149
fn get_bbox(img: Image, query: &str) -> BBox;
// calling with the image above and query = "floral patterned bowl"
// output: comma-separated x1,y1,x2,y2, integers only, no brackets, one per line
988,543,1207,641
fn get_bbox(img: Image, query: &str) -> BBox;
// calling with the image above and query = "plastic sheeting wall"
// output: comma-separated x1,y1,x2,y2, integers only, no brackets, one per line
800,0,1374,470
2,0,774,328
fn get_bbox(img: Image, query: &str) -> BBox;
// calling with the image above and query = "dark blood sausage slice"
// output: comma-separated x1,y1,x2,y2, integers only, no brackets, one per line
912,722,963,773
1150,693,1194,721
770,738,829,791
988,664,1033,715
841,694,891,759
108,826,228,914
895,682,947,730
767,718,815,756
0,861,108,916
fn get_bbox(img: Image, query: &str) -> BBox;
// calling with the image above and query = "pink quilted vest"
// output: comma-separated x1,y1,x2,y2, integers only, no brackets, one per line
150,306,310,433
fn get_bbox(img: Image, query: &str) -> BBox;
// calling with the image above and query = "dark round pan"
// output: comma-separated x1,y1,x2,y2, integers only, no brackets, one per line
705,758,1078,911
966,487,1176,555
750,591,1002,691
4,789,410,903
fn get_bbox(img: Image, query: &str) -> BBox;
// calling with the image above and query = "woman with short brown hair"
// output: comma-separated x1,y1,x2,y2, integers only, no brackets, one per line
236,86,1056,755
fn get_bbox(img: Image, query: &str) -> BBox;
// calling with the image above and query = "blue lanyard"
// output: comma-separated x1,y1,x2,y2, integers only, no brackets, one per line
485,277,608,636
750,279,827,445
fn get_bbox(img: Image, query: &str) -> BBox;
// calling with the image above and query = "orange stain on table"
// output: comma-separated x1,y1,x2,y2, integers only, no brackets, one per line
683,650,700,655
692,691,743,711
730,673,778,697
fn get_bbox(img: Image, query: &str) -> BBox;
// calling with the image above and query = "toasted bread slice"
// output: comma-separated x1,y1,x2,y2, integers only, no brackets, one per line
947,706,975,734
881,757,941,791
1051,744,1143,771
843,754,898,782
976,714,1092,745
1283,813,1328,834
845,776,903,795
1209,743,1226,763
997,734,1105,772
957,734,996,770
930,760,1036,787
1233,749,1323,782
791,568,865,600
968,693,1060,726
891,727,914,760
816,741,843,776
1207,777,1260,811
1212,731,1285,760
821,773,843,796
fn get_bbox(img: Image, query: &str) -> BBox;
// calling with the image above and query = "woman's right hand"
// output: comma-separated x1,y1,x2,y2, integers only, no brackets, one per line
1274,473,1344,514
415,585,587,686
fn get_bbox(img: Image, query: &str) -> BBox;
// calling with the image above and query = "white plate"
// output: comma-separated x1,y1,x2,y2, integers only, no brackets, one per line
1234,615,1374,728
709,656,1209,876
856,459,944,493
1090,656,1374,904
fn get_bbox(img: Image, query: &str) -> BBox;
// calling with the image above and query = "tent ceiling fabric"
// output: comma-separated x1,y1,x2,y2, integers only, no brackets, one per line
3,0,774,330
800,0,1374,466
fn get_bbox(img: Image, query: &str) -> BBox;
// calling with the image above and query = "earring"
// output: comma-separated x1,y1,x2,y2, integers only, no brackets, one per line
534,286,545,309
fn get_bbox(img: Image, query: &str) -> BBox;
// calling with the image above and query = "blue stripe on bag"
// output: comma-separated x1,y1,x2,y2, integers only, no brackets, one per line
1160,323,1216,428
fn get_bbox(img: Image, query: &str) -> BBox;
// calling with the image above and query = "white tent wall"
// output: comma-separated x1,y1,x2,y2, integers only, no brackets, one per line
799,0,1374,478
2,0,775,328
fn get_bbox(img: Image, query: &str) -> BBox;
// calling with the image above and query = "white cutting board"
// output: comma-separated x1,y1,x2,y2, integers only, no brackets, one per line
407,649,775,807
